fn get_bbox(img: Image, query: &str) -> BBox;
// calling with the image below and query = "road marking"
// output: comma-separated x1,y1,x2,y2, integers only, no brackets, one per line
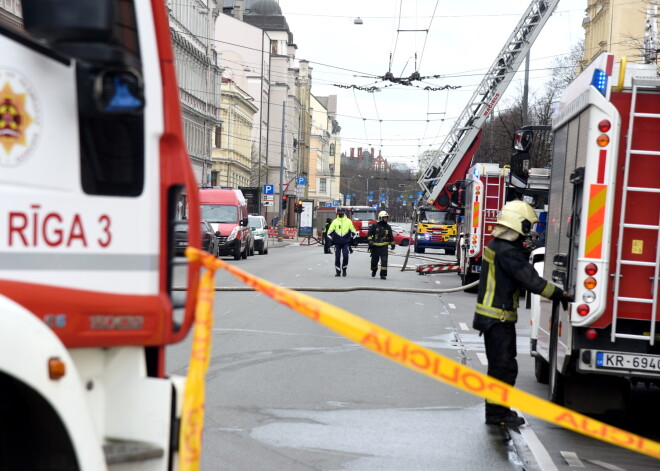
448,303,456,309
560,451,585,467
458,322,469,331
476,352,488,365
517,421,558,471
587,460,626,471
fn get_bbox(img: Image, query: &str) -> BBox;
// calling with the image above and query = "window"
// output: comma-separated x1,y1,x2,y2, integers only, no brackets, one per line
215,125,222,148
319,178,327,193
329,143,335,156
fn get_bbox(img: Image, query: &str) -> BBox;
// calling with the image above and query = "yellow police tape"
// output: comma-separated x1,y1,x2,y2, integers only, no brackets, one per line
179,259,216,471
184,248,660,460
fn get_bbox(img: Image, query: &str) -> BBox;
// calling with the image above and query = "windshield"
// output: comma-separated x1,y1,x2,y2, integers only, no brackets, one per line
352,210,376,221
201,205,238,223
420,210,455,224
248,216,263,230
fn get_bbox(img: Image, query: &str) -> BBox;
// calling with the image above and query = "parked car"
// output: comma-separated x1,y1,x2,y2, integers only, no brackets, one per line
173,220,219,257
248,215,269,255
390,224,412,247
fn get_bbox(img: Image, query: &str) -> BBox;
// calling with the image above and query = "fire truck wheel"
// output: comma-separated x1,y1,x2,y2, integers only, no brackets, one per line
414,246,425,254
233,245,241,260
445,249,455,256
535,356,549,384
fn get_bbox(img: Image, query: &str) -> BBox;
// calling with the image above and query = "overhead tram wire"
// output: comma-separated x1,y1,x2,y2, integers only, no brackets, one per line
416,0,441,71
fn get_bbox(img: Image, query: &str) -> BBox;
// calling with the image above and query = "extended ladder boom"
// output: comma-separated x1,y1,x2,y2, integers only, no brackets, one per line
418,0,560,207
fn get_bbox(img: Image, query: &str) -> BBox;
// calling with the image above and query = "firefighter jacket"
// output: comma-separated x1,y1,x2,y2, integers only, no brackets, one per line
473,236,562,332
368,221,394,247
328,217,357,244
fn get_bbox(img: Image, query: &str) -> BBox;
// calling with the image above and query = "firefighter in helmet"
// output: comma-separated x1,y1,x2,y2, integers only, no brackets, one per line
368,210,395,280
473,200,573,426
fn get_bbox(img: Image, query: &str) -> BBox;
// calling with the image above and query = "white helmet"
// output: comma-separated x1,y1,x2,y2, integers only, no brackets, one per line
378,211,389,220
497,200,538,235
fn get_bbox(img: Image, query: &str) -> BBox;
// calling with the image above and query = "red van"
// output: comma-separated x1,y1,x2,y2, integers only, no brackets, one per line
199,189,254,260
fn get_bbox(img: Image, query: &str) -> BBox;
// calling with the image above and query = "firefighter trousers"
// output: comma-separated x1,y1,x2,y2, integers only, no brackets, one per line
370,246,389,276
483,322,518,419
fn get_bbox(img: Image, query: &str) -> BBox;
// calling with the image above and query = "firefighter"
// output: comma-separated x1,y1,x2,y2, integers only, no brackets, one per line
368,211,395,280
473,200,573,426
321,218,332,254
328,208,357,277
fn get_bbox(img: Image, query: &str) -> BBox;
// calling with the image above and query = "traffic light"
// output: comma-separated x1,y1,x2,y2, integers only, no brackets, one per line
282,195,288,209
295,201,304,213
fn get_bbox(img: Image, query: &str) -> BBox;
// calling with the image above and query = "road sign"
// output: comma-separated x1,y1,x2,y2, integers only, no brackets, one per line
296,176,307,185
332,201,339,206
263,184,274,195
262,201,273,206
263,194,274,201
325,202,333,207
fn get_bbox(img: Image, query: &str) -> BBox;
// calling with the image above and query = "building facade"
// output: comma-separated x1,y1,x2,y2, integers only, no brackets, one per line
583,0,658,65
212,79,258,188
169,0,222,186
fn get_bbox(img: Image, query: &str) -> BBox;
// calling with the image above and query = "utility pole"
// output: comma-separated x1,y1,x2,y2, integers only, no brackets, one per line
278,100,286,241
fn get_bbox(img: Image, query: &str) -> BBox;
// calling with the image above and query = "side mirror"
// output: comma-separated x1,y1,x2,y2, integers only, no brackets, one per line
215,231,221,237
241,218,248,227
512,130,533,152
264,225,269,229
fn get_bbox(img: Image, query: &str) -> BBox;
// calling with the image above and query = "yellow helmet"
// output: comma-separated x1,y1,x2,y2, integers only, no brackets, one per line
497,200,538,235
378,211,389,220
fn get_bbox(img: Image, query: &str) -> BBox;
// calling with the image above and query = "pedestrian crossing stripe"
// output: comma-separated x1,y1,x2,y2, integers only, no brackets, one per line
185,247,660,461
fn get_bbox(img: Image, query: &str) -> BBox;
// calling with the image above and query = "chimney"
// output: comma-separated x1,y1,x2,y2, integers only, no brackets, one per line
358,147,362,159
350,148,355,159
371,148,375,160
234,0,244,21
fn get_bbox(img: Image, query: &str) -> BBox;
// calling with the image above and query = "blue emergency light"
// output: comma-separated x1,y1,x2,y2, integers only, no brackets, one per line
105,76,143,112
591,69,608,97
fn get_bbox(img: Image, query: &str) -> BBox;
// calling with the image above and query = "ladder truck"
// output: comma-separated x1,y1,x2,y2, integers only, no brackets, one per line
417,0,560,211
0,1,201,469
531,53,660,413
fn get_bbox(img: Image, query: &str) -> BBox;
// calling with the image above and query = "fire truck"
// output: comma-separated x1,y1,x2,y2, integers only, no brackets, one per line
413,206,457,255
0,1,201,469
530,53,660,413
455,164,507,286
336,205,377,244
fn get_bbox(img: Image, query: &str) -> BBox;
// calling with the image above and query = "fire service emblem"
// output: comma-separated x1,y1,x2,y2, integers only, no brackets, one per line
0,69,41,167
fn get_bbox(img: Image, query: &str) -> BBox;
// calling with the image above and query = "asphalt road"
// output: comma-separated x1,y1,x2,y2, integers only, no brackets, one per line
167,239,660,471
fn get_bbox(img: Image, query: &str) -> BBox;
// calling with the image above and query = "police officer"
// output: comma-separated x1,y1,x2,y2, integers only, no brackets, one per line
368,211,395,279
327,208,357,277
473,200,573,426
321,218,333,254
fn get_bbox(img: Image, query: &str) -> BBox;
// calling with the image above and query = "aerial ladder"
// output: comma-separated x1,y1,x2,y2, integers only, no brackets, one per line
418,0,561,209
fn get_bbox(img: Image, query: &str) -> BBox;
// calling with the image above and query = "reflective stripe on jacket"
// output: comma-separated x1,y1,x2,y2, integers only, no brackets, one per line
473,237,559,330
368,221,394,246
328,217,356,244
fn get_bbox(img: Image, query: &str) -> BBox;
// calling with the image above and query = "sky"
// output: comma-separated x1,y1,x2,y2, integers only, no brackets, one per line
277,0,587,170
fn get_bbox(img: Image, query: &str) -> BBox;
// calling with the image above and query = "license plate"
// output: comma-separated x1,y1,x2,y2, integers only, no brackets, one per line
177,241,187,247
596,351,660,372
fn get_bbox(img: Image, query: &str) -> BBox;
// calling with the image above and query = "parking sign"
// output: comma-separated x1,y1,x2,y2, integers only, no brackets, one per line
263,184,274,195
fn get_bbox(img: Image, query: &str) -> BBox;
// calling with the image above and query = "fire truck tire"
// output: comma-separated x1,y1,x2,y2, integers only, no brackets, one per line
445,249,455,256
415,246,425,254
548,302,565,405
234,245,241,260
461,273,479,293
535,356,549,384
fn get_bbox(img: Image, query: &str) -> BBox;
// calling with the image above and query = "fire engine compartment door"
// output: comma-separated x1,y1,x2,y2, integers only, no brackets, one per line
0,19,163,297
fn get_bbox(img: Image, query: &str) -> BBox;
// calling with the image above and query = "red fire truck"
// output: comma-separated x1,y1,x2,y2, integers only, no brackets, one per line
531,53,660,413
0,1,201,468
336,205,378,244
456,164,507,287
